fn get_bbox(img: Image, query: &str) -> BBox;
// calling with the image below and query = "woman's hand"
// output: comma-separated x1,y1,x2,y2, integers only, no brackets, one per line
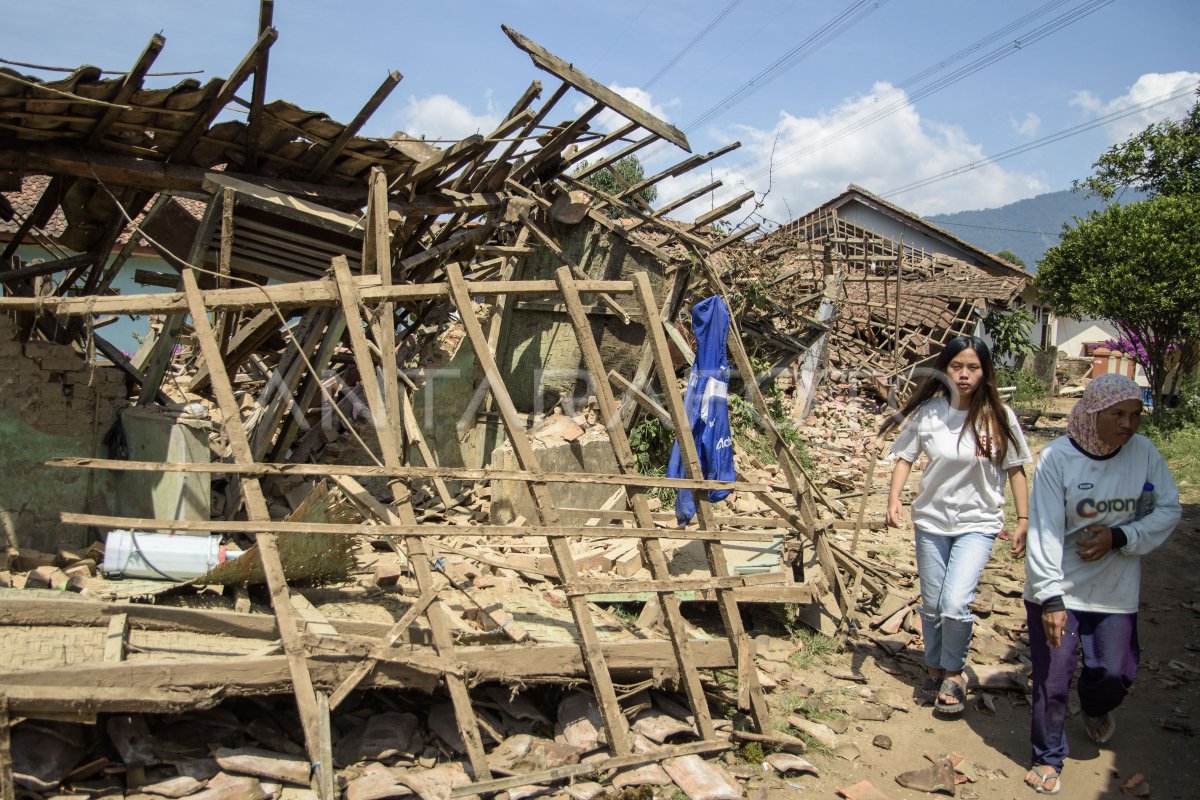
1076,525,1113,562
1010,517,1028,559
887,497,905,528
1042,609,1067,647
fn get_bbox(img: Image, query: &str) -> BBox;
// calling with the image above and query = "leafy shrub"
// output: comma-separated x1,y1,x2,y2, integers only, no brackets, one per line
996,366,1047,408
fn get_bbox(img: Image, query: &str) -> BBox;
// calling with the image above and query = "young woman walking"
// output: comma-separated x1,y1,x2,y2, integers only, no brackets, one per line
1022,374,1181,795
882,335,1031,714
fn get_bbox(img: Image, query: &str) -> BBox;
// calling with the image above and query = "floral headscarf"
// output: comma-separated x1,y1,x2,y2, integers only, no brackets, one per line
1066,373,1144,456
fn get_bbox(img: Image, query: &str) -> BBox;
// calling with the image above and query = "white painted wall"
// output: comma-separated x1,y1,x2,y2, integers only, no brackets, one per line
1051,314,1148,385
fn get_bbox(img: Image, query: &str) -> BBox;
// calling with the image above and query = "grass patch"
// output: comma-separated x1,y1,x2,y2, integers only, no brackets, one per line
787,628,842,671
1145,424,1200,503
737,741,765,764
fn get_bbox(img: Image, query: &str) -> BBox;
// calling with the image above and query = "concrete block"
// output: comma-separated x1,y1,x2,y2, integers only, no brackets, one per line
37,354,87,372
489,432,621,524
116,407,211,530
26,565,71,590
23,341,72,359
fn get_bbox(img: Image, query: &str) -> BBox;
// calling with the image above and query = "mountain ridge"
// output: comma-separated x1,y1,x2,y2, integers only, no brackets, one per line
925,188,1141,271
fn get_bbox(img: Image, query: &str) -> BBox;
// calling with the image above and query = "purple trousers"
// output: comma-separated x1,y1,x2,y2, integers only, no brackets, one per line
1025,600,1139,771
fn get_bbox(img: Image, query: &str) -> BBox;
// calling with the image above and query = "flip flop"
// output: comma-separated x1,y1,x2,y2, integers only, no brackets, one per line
934,675,966,715
1085,711,1116,744
1025,766,1062,795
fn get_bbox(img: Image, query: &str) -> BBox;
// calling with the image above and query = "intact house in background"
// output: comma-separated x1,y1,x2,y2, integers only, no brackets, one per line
794,184,1144,387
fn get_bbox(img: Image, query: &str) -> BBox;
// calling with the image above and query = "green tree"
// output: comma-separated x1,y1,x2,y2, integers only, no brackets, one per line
996,249,1026,269
1036,194,1200,407
1074,92,1200,200
574,155,657,205
982,304,1037,364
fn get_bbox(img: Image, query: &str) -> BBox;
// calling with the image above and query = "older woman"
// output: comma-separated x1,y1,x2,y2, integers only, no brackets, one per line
1023,374,1181,794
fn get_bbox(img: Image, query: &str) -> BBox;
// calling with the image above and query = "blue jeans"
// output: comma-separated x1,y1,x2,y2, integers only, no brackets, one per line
914,529,997,672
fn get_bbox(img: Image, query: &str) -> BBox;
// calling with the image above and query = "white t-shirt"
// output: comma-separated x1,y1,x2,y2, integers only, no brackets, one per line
890,397,1032,535
1024,434,1180,613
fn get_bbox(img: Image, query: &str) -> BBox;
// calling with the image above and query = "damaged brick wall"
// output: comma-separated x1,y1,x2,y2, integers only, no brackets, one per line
0,313,127,552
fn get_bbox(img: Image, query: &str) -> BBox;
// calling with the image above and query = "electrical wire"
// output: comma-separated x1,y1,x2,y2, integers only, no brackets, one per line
881,81,1199,197
710,0,1113,200
701,0,1114,205
0,56,203,77
593,0,655,68
641,0,890,163
643,0,744,90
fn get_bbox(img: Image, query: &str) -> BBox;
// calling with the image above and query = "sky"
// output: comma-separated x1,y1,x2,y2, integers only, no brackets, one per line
5,1,1199,232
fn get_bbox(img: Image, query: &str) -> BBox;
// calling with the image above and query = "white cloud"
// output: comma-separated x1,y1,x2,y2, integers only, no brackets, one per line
1071,71,1200,143
1010,112,1041,137
573,84,679,136
654,82,1047,224
396,94,500,142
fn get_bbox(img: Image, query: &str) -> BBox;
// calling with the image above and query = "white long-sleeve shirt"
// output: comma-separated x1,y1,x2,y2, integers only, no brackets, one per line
1024,434,1181,614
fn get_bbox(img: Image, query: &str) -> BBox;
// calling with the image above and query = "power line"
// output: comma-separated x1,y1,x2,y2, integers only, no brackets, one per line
932,221,1060,235
711,0,1114,201
644,1,743,90
593,0,655,68
643,0,890,163
881,81,1200,197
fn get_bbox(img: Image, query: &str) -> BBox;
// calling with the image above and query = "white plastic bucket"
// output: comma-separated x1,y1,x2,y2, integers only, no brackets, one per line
102,530,242,581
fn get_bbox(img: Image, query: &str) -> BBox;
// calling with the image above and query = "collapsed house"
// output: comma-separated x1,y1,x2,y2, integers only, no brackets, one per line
0,20,850,800
0,17,1028,800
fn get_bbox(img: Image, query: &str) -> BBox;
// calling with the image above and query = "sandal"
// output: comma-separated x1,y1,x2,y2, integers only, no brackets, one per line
915,672,942,704
1085,711,1116,744
934,675,966,714
1025,766,1061,795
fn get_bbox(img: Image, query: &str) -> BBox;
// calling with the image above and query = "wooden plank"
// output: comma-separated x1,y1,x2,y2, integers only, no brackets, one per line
138,197,223,406
629,180,723,230
472,82,566,191
629,271,770,730
508,103,603,182
179,269,332,799
169,27,278,162
103,613,128,662
59,512,787,542
189,308,281,393
620,143,740,200
0,698,13,800
307,71,403,180
315,692,335,800
0,175,66,268
608,370,673,428
327,588,437,710
566,572,788,596
502,26,690,152
242,0,274,171
0,276,641,316
49,458,766,492
556,267,715,741
214,187,236,349
689,190,755,230
85,34,165,148
331,256,491,780
0,252,93,284
0,143,371,204
445,262,633,755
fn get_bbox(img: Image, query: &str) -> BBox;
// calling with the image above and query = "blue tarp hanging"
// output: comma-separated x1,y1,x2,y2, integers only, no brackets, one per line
667,295,735,524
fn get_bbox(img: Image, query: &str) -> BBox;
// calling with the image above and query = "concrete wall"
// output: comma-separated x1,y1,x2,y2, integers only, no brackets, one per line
489,432,621,524
0,312,128,551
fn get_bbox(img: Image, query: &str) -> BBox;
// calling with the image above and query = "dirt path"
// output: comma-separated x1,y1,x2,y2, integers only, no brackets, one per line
769,434,1200,800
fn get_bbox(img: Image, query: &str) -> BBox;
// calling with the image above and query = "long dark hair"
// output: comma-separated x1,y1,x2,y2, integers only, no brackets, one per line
879,335,1019,463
